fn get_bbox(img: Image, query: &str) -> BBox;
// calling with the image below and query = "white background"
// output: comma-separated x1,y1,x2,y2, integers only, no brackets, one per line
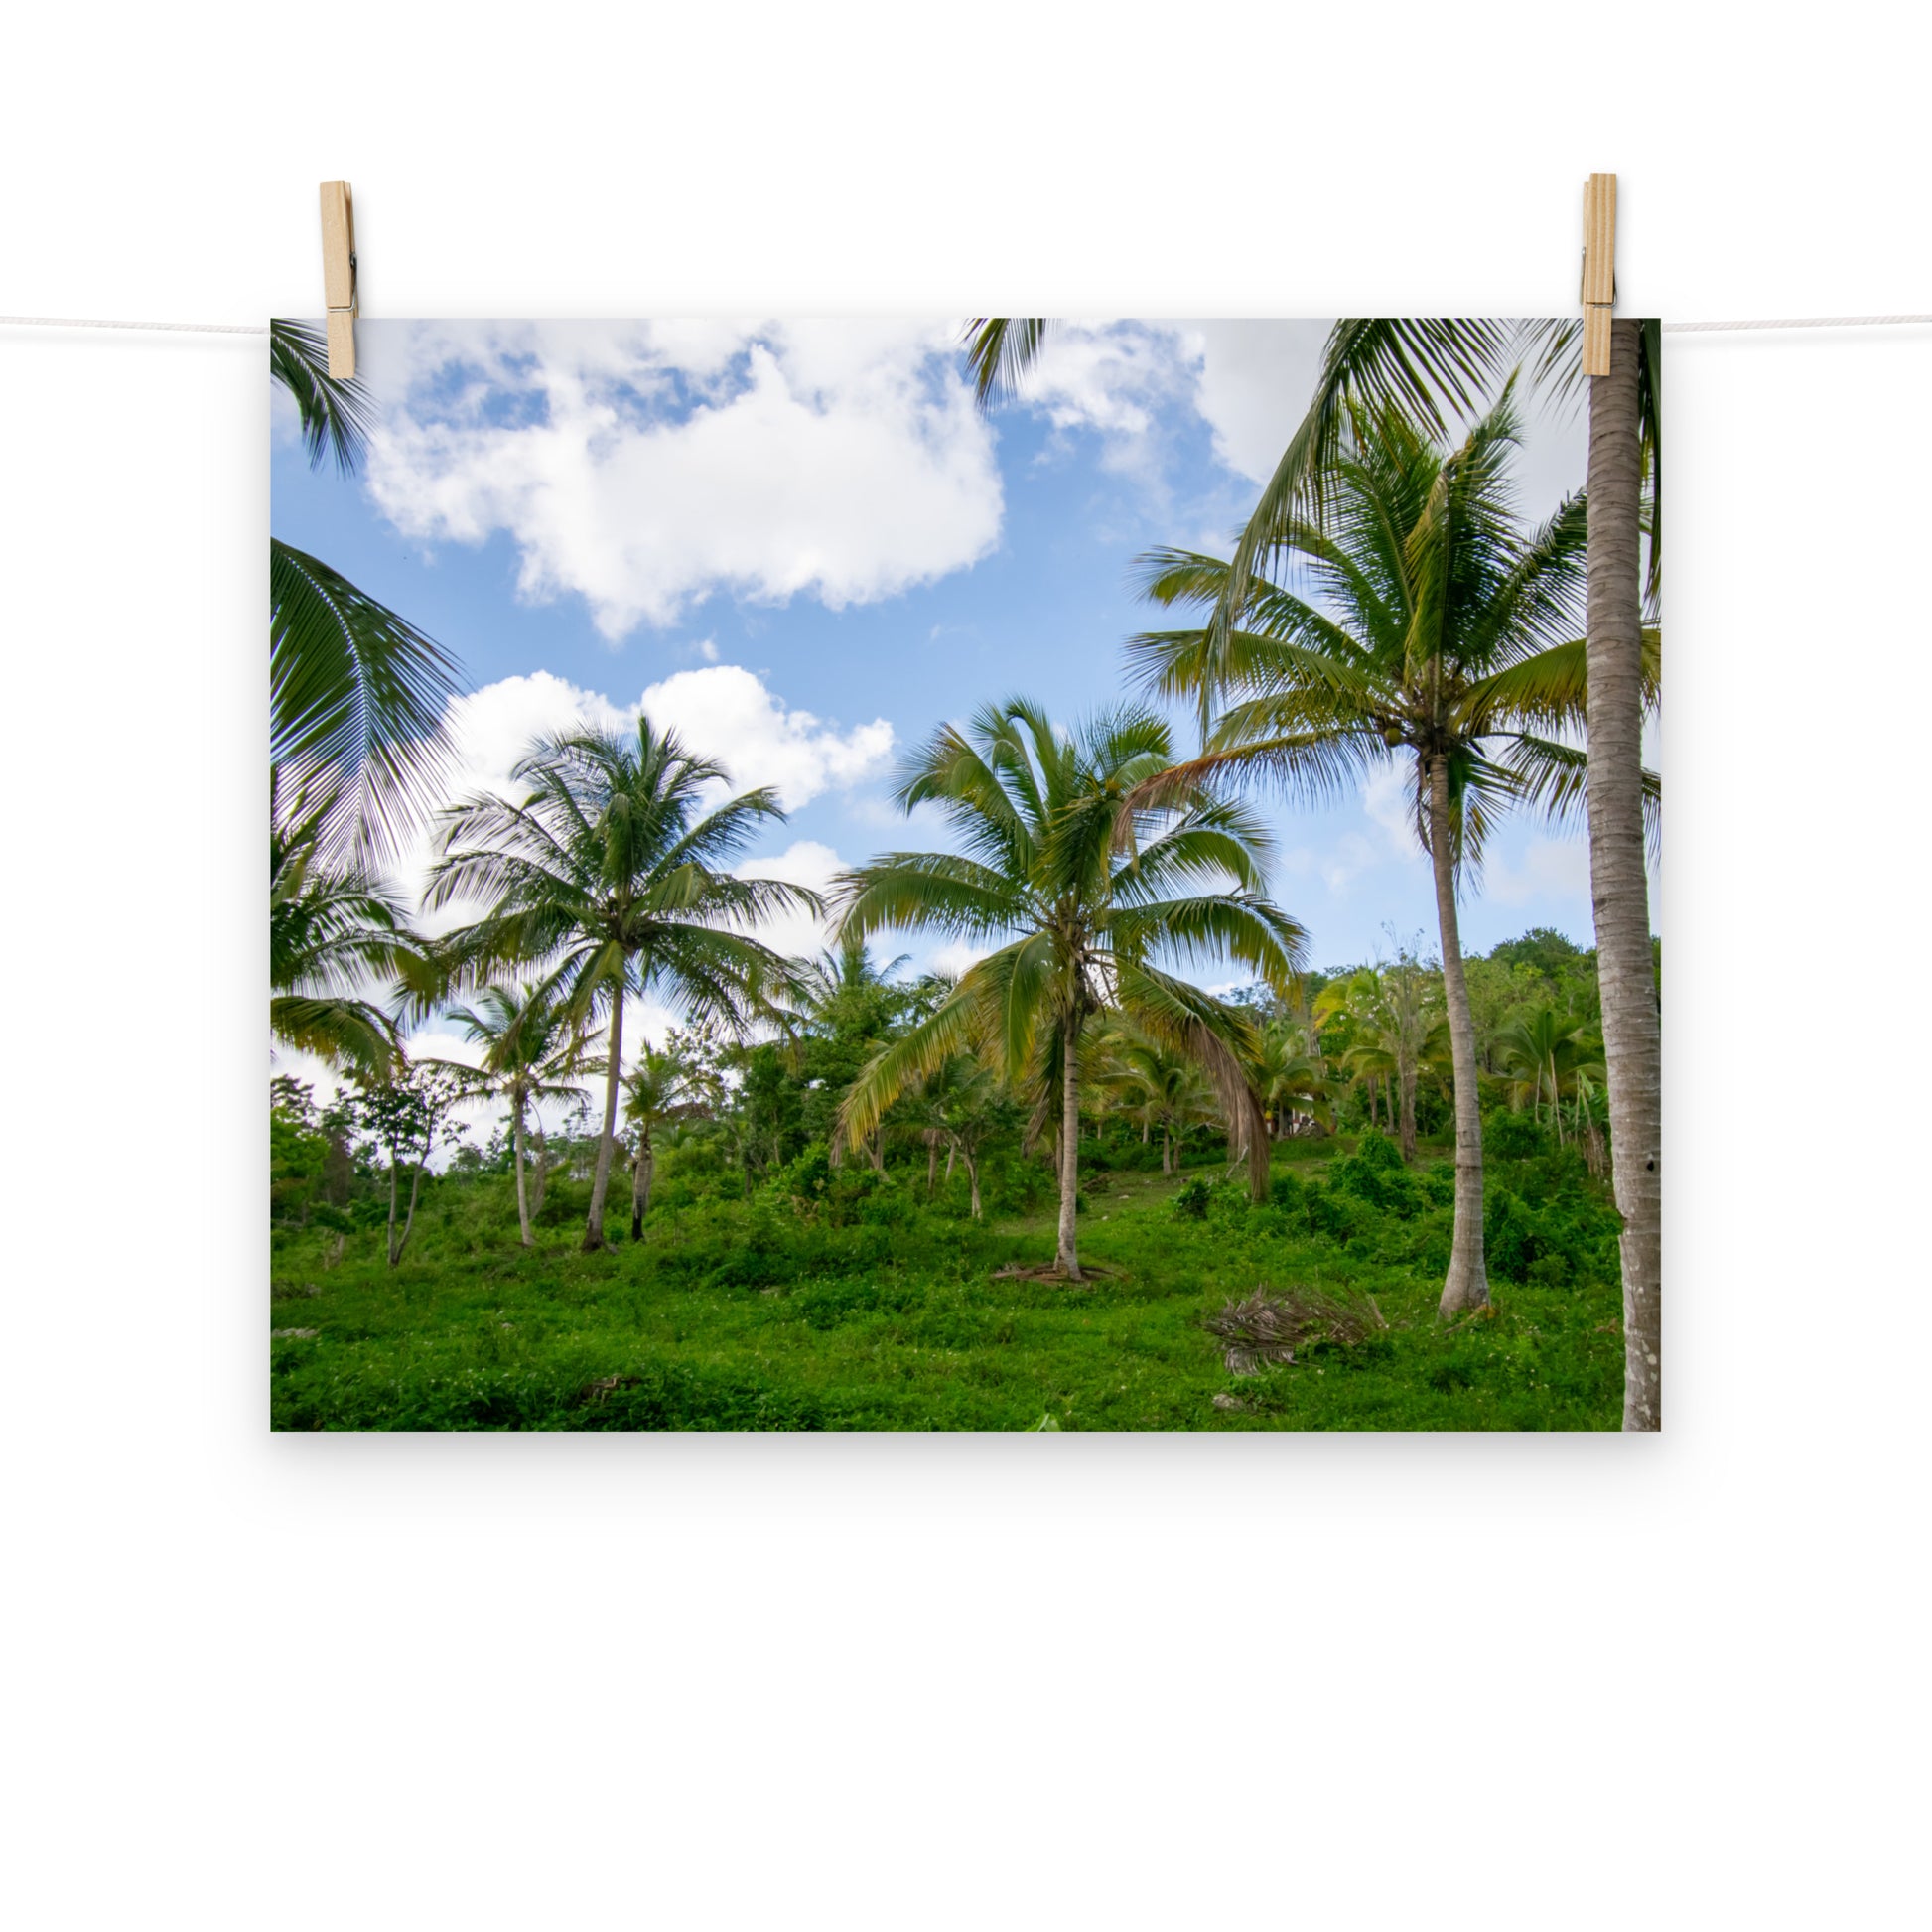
2,4,1925,1926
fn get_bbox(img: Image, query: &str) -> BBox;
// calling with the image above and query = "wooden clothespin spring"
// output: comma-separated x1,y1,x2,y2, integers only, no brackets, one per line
320,181,357,379
1582,173,1616,377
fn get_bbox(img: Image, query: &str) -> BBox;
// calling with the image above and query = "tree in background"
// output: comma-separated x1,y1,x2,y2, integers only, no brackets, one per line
426,983,590,1247
346,1060,470,1266
1316,954,1446,1166
623,1031,723,1239
427,717,821,1250
834,698,1304,1279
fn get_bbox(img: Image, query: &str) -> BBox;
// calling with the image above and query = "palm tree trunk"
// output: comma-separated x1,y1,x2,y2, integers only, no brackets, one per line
1426,751,1489,1315
1055,1012,1082,1280
584,993,625,1250
1588,319,1663,1431
965,1149,982,1221
1399,1062,1418,1166
512,1095,533,1247
630,1131,652,1241
1162,1126,1172,1175
926,1132,939,1200
531,1123,548,1214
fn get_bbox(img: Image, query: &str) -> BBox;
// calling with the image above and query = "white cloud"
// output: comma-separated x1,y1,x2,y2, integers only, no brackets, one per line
1019,321,1197,472
735,839,847,961
638,664,893,809
356,319,1004,637
387,665,888,952
1485,837,1592,907
926,939,993,981
1182,320,1332,484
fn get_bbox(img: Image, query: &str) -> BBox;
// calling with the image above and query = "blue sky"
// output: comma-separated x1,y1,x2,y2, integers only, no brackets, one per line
273,318,1613,1025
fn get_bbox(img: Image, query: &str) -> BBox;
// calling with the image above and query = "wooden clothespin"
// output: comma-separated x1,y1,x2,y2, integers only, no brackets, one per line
1581,173,1616,376
320,181,357,378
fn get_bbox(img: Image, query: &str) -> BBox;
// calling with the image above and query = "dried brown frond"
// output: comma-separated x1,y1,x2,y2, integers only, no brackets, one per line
1205,1286,1388,1374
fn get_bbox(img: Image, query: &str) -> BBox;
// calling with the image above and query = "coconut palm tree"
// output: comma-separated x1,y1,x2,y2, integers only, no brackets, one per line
1250,1016,1333,1140
622,1042,719,1239
1494,1006,1604,1146
270,768,425,1076
1316,959,1447,1165
833,698,1305,1280
269,319,461,865
425,983,590,1246
425,716,821,1250
1128,391,1614,1312
967,312,1663,1423
1101,1027,1218,1175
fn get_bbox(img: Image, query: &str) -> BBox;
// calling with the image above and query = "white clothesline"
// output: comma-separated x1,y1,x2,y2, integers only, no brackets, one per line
1,313,1930,341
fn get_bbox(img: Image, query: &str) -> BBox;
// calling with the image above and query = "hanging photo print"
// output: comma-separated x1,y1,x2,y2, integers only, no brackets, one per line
269,317,1660,1432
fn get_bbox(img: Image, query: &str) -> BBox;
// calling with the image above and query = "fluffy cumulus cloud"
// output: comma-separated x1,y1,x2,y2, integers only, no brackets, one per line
638,665,894,808
397,665,891,936
355,320,1004,637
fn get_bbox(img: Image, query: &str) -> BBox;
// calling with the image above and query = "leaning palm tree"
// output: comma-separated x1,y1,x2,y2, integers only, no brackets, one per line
425,716,822,1249
270,767,425,1076
425,983,590,1246
967,312,1663,1424
1127,391,1616,1313
834,698,1305,1280
269,319,461,865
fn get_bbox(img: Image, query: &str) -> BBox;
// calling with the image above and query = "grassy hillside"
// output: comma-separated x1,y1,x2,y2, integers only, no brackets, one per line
270,1126,1624,1431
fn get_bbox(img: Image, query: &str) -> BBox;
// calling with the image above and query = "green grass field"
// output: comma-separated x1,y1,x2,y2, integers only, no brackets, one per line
270,1126,1626,1431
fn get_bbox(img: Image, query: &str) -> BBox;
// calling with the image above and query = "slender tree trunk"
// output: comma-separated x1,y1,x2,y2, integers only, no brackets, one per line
1399,1062,1418,1166
1055,1012,1082,1279
965,1150,982,1221
870,1130,885,1174
1162,1127,1173,1175
1427,751,1489,1314
1588,319,1663,1431
392,1139,425,1267
584,993,625,1250
630,1131,653,1241
386,1145,401,1267
531,1123,548,1214
925,1132,939,1200
512,1094,533,1247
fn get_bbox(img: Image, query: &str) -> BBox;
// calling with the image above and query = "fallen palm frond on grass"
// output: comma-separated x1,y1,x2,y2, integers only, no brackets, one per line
1206,1286,1388,1375
990,1261,1124,1285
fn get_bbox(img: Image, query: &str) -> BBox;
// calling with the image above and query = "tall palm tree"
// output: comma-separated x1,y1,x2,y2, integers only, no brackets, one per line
426,983,590,1247
270,768,425,1076
967,313,1663,1422
269,319,461,865
1586,319,1662,1428
425,717,821,1249
834,698,1305,1280
1127,392,1608,1313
